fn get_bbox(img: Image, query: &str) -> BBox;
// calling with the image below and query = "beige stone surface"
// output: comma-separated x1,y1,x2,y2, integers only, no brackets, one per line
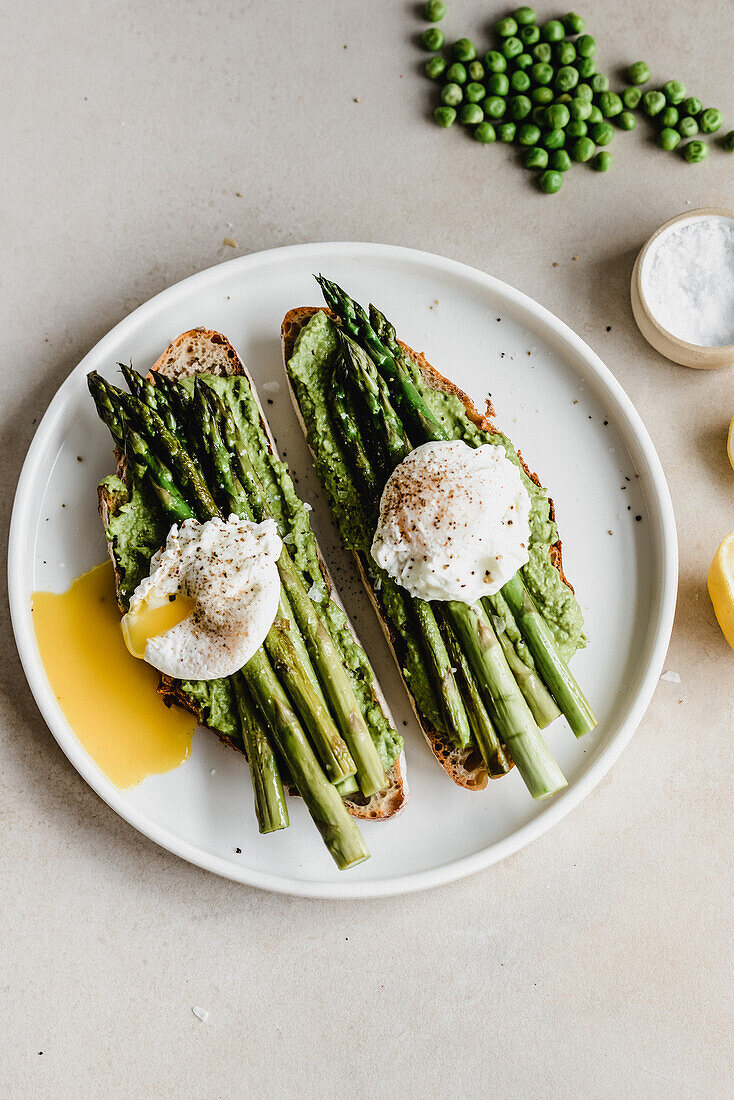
2,1,733,1096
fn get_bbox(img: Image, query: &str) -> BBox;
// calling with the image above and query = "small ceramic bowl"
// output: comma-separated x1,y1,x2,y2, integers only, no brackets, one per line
631,206,734,369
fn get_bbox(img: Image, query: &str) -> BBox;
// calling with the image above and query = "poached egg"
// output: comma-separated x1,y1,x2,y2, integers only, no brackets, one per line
371,439,531,603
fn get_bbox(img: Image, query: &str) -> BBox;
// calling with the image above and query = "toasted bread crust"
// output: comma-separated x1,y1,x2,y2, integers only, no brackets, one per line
99,327,406,819
281,305,574,790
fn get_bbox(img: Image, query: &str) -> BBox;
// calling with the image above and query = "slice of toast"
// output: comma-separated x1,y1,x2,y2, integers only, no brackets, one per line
98,328,407,820
282,306,575,792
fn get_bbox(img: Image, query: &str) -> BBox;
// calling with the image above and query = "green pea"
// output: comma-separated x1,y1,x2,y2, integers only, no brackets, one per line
700,108,723,134
576,34,596,57
539,169,563,193
550,149,572,171
518,122,541,145
627,61,650,85
546,103,571,129
556,92,573,104
524,145,549,169
622,86,642,109
441,83,463,107
541,19,565,42
587,104,603,123
683,139,707,163
425,56,447,79
509,94,533,120
660,106,679,128
532,42,552,63
678,116,699,139
576,83,593,101
682,97,702,117
453,39,476,62
575,57,596,79
591,121,614,145
570,97,592,121
423,0,446,21
460,103,484,125
502,37,523,59
445,62,467,84
496,17,518,37
519,24,540,46
563,12,585,34
483,95,506,119
513,6,537,25
497,121,517,142
597,91,622,118
434,106,456,127
657,127,680,151
593,151,613,171
566,119,588,137
571,136,595,161
531,105,547,124
532,85,554,104
724,131,734,152
663,80,686,105
543,128,566,149
642,90,666,117
465,82,486,104
484,51,507,73
487,73,510,96
510,70,530,93
615,110,636,131
464,61,482,81
515,52,534,71
531,61,554,85
474,121,497,143
421,28,445,51
555,65,579,92
591,73,609,93
555,41,577,65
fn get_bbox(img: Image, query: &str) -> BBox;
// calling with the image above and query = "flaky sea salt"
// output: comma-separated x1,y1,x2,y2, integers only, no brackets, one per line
192,1006,209,1022
262,380,281,393
660,670,681,683
642,215,734,347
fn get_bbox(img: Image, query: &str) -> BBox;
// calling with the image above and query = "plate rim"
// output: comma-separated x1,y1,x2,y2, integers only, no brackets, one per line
8,241,678,899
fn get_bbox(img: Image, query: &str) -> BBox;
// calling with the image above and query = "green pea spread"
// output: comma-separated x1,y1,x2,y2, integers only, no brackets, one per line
99,373,403,771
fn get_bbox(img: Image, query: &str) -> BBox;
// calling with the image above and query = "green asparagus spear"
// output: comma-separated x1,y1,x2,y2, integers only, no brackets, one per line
232,674,290,833
486,599,561,729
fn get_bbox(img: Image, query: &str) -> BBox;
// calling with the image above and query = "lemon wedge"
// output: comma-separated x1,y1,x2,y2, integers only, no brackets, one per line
728,415,734,471
708,533,734,649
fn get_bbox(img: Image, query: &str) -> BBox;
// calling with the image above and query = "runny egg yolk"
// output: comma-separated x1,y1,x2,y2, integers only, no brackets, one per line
121,591,196,660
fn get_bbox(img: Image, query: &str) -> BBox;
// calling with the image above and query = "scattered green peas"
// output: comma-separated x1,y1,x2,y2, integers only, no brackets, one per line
502,37,523,59
484,51,507,73
575,56,596,79
487,73,510,96
467,60,485,81
678,116,699,138
532,42,552,63
700,108,723,134
627,62,650,85
587,105,603,124
518,122,541,145
531,105,548,125
571,136,595,161
496,17,518,37
555,65,579,92
524,145,549,169
543,128,566,149
663,80,686,105
421,28,445,51
531,61,554,85
539,169,563,192
683,139,707,163
555,41,577,65
598,91,623,117
622,86,642,110
515,53,534,71
474,121,497,143
591,73,609,93
423,0,446,21
593,151,613,171
509,94,533,120
576,34,596,57
532,85,554,104
563,12,585,34
425,56,447,80
658,127,680,151
591,121,614,145
576,83,593,101
483,95,507,119
459,104,484,125
723,130,734,152
682,97,702,117
550,149,572,171
441,83,463,107
643,90,666,117
570,97,592,121
497,121,517,142
616,110,636,131
434,106,456,127
519,24,540,46
465,82,486,104
541,19,565,42
660,106,679,128
566,119,588,137
511,70,532,93
453,39,477,62
445,62,467,84
513,6,537,25
546,103,571,129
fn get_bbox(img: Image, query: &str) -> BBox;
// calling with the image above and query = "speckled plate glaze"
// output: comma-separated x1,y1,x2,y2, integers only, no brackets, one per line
9,243,677,898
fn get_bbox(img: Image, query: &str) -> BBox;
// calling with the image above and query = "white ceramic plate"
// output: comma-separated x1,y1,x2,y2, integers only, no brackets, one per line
9,243,677,899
